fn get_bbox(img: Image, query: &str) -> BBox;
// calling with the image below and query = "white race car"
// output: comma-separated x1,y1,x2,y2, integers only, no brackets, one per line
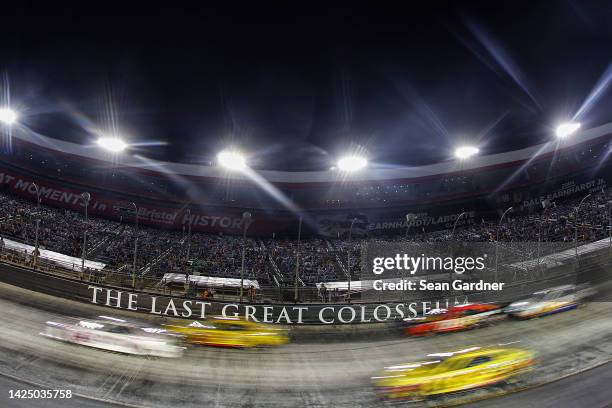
41,316,185,358
504,284,595,319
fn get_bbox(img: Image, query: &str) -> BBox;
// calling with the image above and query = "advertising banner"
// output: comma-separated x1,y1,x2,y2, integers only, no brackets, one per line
0,166,608,237
0,169,294,235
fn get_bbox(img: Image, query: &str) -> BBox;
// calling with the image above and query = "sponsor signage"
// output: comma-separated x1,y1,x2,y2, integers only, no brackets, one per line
87,285,468,324
0,260,587,325
0,166,609,237
520,178,607,209
0,169,293,235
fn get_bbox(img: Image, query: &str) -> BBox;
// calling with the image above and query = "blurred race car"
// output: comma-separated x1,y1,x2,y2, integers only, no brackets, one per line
504,284,595,319
403,303,503,335
41,316,184,358
164,316,289,348
373,346,535,400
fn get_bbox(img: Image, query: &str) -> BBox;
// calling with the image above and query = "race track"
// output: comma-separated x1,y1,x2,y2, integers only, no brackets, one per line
464,361,612,408
0,281,611,408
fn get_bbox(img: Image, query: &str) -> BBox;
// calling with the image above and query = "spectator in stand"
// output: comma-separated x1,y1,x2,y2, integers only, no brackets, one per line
0,188,609,287
320,283,328,303
32,245,40,268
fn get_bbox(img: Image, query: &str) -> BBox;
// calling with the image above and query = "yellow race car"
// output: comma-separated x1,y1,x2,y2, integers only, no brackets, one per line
373,346,535,400
165,317,289,348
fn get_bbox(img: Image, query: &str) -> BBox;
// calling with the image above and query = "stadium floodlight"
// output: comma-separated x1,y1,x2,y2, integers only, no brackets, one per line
454,146,479,160
337,155,367,172
217,150,247,171
555,122,581,139
96,136,127,152
0,108,18,125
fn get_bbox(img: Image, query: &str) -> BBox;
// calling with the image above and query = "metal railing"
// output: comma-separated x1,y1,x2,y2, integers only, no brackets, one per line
1,240,609,307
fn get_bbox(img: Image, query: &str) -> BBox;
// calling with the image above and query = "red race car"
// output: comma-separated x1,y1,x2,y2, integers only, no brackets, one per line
403,303,503,336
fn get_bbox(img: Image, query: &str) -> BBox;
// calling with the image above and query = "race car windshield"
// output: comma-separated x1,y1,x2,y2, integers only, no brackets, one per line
466,356,492,367
544,289,573,300
106,325,132,334
529,293,548,302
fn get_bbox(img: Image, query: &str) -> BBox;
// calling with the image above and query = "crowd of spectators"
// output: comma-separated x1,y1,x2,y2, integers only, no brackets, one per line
338,190,612,275
0,192,272,282
0,188,610,286
268,238,340,284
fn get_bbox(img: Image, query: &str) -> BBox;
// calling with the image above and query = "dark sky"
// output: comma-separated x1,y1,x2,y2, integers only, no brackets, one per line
3,1,612,170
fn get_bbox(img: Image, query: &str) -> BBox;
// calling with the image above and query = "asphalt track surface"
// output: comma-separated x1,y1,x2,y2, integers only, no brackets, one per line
0,281,610,408
464,361,612,408
2,361,611,408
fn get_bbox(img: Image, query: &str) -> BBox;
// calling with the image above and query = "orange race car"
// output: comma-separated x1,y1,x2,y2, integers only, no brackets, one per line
403,303,503,336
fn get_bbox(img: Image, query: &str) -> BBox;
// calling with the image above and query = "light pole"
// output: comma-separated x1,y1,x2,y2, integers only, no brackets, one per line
80,192,91,279
294,216,302,303
537,201,554,267
131,202,138,289
402,213,416,301
31,183,42,251
495,206,513,282
347,218,357,303
405,213,415,239
183,208,192,293
449,211,467,291
607,200,612,257
239,211,252,302
574,193,591,265
185,209,192,277
451,212,467,238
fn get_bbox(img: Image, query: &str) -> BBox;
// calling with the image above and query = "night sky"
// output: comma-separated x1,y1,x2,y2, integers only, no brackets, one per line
2,1,612,170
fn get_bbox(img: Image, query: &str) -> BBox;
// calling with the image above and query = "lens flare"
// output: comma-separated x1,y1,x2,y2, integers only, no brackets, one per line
96,136,127,152
555,122,581,139
337,155,367,172
454,146,479,160
0,108,18,125
218,150,247,171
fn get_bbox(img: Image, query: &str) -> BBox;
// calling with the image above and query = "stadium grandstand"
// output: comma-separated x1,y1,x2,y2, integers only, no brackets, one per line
0,121,609,291
0,186,610,285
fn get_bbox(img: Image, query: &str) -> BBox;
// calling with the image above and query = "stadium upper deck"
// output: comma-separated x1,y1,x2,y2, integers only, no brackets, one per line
0,122,610,236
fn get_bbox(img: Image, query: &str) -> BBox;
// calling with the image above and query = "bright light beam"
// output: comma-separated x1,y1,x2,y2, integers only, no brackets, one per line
457,20,541,112
216,149,306,219
217,150,246,171
337,155,367,172
96,136,127,152
573,62,612,121
0,108,18,125
454,146,479,160
556,122,581,139
491,142,550,195
241,166,303,216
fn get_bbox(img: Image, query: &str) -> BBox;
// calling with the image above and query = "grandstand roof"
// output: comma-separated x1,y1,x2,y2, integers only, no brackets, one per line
11,121,612,184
